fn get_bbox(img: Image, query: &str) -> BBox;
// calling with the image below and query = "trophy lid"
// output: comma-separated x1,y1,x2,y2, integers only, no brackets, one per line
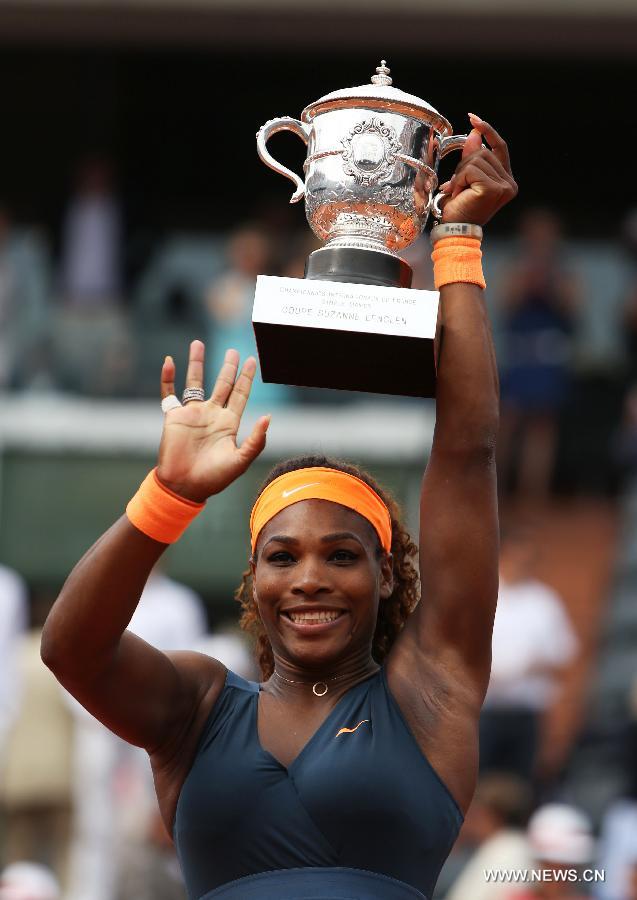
302,60,452,134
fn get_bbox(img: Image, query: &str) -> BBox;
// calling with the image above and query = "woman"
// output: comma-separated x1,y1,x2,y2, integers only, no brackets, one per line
41,115,517,900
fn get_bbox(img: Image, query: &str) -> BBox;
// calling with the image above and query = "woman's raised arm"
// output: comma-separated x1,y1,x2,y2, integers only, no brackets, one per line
41,343,270,754
391,117,517,704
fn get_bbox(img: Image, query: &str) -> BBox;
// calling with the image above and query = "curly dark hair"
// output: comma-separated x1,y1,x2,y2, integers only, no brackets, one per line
234,455,420,680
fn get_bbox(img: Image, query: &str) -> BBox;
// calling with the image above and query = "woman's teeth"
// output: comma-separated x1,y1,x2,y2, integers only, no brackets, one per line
287,611,342,624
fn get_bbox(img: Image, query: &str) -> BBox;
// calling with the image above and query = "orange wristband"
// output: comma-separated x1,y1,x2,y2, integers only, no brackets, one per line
126,468,204,544
431,236,486,290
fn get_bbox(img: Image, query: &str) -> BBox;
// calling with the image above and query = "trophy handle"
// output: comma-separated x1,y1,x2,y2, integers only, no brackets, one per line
439,133,468,158
431,133,469,221
256,117,311,204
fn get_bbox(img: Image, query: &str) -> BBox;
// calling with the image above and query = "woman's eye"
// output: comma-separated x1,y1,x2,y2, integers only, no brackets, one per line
267,551,294,564
331,549,358,563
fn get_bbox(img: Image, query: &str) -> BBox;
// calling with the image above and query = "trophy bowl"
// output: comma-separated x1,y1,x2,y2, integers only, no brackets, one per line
257,61,467,288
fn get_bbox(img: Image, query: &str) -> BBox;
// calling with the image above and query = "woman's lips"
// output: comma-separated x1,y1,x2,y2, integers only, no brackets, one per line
280,610,347,634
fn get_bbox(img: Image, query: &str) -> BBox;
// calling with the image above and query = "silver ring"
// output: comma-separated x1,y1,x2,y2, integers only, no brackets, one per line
161,394,182,413
182,387,205,404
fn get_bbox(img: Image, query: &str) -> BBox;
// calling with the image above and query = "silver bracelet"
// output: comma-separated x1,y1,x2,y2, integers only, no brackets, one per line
430,223,483,245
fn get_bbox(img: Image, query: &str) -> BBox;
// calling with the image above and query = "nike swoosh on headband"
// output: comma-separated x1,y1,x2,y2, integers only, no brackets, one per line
335,719,370,738
281,483,321,498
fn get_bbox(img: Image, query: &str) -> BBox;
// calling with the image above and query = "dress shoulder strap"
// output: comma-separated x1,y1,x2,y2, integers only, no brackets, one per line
193,668,258,755
225,670,260,693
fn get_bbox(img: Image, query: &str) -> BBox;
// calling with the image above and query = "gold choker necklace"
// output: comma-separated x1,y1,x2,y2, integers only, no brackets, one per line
273,669,352,697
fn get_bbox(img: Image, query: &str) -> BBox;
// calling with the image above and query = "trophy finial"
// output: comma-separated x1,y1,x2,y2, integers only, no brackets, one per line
371,60,392,86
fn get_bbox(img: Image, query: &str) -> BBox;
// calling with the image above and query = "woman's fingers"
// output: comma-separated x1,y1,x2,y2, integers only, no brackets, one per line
160,355,176,400
226,357,257,418
237,414,271,468
461,127,483,160
162,344,258,425
468,114,512,174
184,339,206,393
440,133,514,200
210,348,240,406
455,145,513,182
448,150,516,199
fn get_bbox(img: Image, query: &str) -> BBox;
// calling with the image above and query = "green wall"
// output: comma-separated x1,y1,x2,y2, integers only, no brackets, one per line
0,450,422,609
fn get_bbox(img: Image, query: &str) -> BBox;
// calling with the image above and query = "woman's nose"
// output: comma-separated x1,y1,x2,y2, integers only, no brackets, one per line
290,559,332,596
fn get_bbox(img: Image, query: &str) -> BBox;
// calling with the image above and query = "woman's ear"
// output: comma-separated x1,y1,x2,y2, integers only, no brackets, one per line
380,552,394,600
250,556,257,601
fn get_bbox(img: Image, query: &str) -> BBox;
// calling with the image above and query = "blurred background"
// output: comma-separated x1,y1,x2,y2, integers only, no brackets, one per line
0,0,636,897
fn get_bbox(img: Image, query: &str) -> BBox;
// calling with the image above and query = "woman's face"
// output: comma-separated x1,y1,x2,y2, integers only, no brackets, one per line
252,499,393,673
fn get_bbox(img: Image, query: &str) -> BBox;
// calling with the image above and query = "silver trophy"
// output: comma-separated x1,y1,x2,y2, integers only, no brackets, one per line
256,60,468,288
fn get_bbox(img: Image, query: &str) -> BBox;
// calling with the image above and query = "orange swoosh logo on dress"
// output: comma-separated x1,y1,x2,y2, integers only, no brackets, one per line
335,719,370,737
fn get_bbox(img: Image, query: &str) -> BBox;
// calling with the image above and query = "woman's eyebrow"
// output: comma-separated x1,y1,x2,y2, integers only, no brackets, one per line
263,535,298,548
321,532,363,545
263,532,364,548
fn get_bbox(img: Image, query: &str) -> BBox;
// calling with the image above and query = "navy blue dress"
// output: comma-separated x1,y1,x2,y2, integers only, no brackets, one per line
174,667,463,899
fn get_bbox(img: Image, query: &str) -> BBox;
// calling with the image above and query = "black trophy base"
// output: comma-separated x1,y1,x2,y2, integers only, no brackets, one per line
254,322,436,399
252,243,437,398
305,246,412,289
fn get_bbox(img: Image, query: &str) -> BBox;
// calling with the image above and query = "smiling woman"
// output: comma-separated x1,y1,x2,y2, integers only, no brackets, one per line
40,115,517,900
236,455,419,682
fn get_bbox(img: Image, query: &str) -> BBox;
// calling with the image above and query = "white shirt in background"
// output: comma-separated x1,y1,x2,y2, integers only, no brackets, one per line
0,565,28,748
594,799,637,900
194,633,257,681
61,196,122,305
128,573,207,651
484,578,577,711
447,829,532,900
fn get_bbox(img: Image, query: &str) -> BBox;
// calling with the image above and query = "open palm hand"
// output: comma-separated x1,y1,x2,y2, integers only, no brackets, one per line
157,341,270,503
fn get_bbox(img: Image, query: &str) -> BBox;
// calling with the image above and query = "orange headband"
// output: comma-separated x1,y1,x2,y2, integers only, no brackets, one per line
250,467,392,554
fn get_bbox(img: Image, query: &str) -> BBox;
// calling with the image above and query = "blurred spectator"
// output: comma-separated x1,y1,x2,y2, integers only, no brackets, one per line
0,204,21,387
612,384,637,467
205,223,291,409
594,678,637,900
611,384,637,482
506,803,594,899
194,627,257,681
64,701,118,900
0,605,74,890
447,774,533,900
0,862,60,900
115,807,186,900
60,157,123,310
67,569,207,900
498,209,580,500
127,568,208,648
0,205,52,391
596,800,637,900
614,212,637,485
626,862,637,900
0,565,28,758
54,157,133,395
480,525,578,782
621,210,637,383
